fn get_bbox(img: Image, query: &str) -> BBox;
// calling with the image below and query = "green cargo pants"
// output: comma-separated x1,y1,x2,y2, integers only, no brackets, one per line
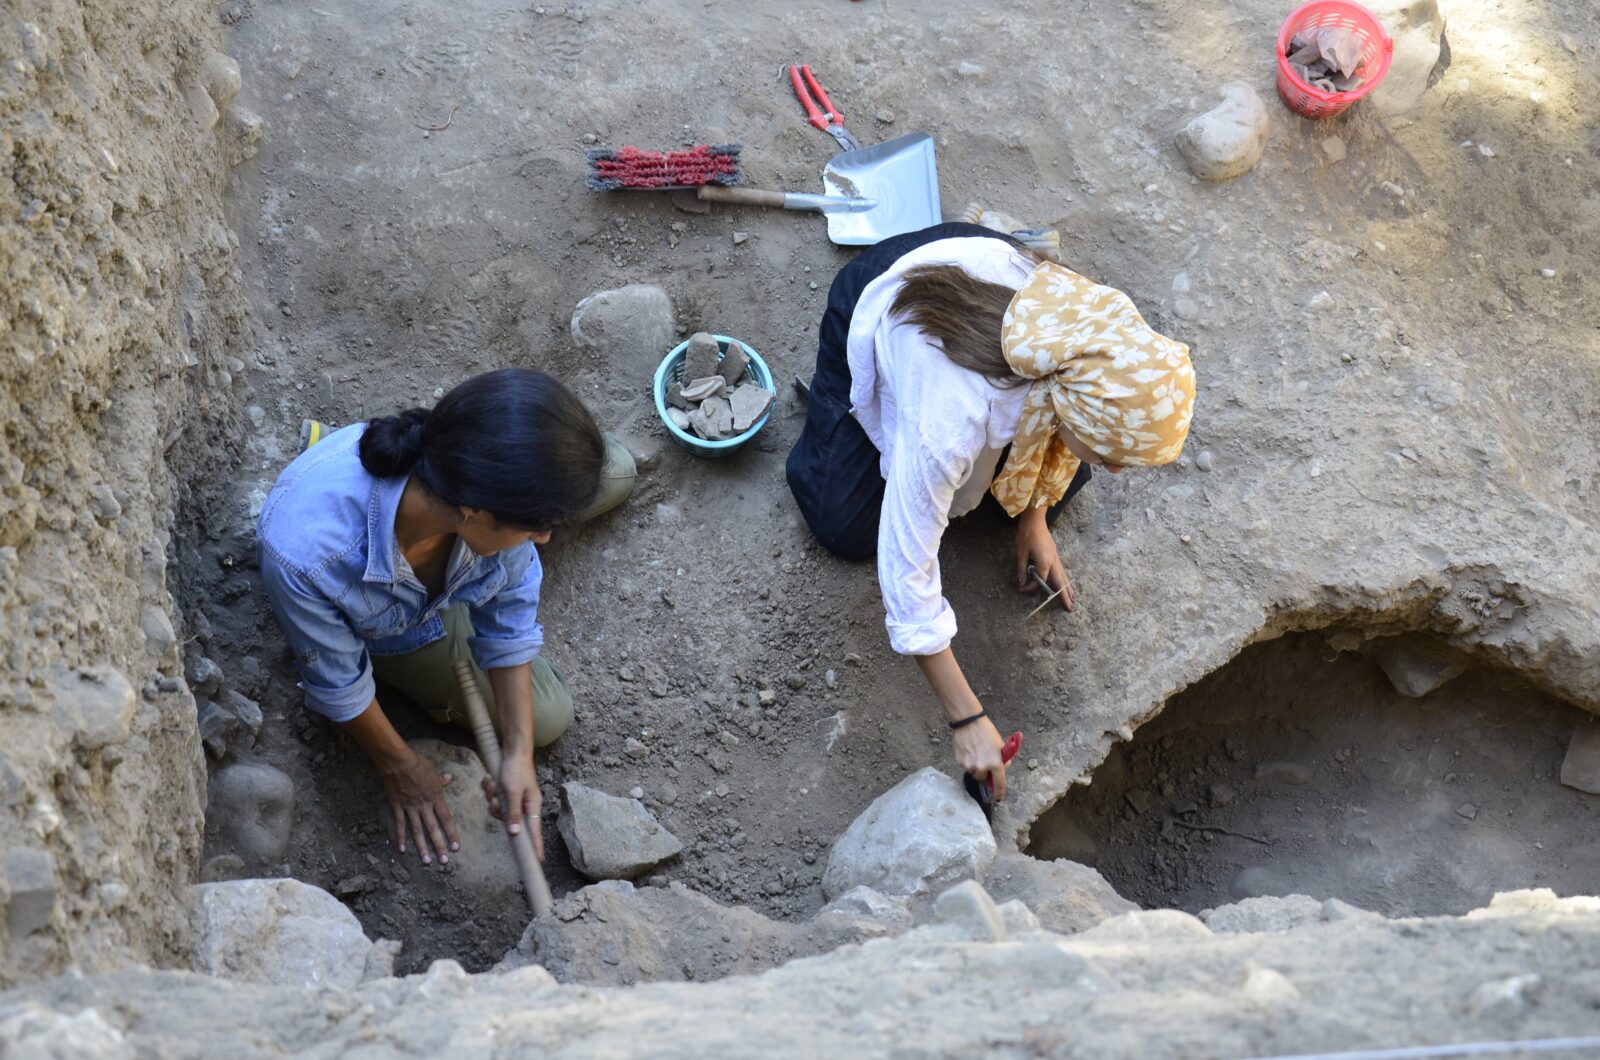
370,603,573,748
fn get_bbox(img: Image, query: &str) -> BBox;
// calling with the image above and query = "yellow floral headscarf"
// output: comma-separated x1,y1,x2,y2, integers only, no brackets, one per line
991,262,1196,516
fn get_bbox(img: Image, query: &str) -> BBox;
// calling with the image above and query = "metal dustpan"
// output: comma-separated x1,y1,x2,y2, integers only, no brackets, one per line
698,132,941,245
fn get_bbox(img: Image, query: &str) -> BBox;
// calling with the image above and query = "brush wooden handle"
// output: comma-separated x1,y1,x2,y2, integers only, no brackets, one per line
453,660,554,918
697,185,788,208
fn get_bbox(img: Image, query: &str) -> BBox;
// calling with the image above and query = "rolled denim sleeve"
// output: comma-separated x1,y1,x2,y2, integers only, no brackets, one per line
468,543,545,671
259,545,376,722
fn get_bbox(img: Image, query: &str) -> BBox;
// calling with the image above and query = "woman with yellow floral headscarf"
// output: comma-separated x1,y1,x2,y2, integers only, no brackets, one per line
787,223,1194,798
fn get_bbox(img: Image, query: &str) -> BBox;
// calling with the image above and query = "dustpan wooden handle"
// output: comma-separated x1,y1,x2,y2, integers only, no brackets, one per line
697,185,788,209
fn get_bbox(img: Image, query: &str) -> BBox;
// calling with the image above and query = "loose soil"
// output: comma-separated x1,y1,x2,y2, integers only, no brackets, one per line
166,0,1600,977
1032,632,1600,916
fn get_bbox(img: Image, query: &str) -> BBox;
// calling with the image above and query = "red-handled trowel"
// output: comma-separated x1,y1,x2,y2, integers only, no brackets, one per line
964,731,1024,822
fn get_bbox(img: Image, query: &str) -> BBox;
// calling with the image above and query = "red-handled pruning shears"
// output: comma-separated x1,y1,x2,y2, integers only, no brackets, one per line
964,731,1024,822
788,64,860,153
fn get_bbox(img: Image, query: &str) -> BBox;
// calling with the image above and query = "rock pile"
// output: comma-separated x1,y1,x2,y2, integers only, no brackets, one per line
664,332,774,441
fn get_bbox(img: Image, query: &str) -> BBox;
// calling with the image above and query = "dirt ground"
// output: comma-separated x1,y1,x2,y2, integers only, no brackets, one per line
1033,631,1600,916
166,0,1600,975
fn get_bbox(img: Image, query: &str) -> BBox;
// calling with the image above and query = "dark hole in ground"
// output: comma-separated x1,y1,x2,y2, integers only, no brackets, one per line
1028,631,1600,916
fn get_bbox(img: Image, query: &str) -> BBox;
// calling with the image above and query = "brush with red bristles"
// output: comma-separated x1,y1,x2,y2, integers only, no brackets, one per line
585,143,742,190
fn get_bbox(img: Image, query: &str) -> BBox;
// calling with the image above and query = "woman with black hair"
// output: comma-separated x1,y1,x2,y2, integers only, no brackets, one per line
257,368,634,867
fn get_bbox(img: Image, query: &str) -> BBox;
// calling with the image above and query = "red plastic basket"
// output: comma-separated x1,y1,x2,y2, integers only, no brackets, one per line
1275,1,1394,119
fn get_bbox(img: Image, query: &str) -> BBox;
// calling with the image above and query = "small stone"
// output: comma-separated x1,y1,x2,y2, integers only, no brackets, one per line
957,61,985,78
3,848,58,938
1559,720,1600,794
932,880,1007,942
334,874,377,898
679,376,726,403
1207,783,1235,808
624,737,650,760
558,782,683,880
88,484,122,521
140,605,177,656
1456,802,1479,820
48,665,137,752
682,332,722,383
198,50,242,110
629,787,645,800
757,689,776,706
731,231,748,245
666,408,692,432
1308,290,1333,309
1195,450,1214,472
1320,135,1346,162
874,108,895,124
1541,268,1557,279
1175,82,1270,181
1478,143,1495,158
666,383,696,411
654,503,683,526
729,383,775,433
207,761,297,862
785,673,806,691
1364,634,1467,697
715,783,731,798
186,656,224,698
1563,34,1579,54
701,396,735,439
1173,298,1198,321
718,339,751,387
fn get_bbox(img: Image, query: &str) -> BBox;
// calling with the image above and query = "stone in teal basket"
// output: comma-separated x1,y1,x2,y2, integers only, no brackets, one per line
653,334,776,458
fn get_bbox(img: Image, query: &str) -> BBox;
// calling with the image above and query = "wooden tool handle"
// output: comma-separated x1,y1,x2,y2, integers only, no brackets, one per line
697,185,788,208
453,660,554,918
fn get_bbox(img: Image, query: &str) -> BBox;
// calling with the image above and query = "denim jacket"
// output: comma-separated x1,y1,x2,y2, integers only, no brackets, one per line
257,424,544,722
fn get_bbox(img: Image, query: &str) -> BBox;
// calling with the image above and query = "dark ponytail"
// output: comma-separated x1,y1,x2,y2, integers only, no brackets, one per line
359,407,429,477
359,369,605,531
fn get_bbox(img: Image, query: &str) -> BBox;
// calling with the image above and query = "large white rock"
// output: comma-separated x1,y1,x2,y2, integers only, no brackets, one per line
1364,0,1445,117
187,878,381,989
1175,83,1270,181
822,767,996,901
569,284,676,373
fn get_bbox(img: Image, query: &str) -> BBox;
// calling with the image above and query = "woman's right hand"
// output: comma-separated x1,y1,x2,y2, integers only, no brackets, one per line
382,754,460,866
952,714,1008,802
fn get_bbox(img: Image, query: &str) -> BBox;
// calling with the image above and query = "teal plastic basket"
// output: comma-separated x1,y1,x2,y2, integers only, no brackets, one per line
653,335,776,458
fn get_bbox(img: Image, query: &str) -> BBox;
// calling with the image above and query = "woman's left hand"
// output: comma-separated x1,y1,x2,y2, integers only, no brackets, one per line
481,754,544,862
1014,510,1075,612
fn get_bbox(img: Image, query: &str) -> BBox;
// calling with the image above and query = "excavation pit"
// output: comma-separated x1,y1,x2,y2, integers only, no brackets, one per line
1028,631,1600,917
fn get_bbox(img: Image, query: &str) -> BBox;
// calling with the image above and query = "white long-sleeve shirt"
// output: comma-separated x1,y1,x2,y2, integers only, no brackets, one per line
846,237,1038,656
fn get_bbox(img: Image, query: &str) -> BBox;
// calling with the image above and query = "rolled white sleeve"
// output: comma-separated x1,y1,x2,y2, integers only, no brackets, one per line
877,436,968,655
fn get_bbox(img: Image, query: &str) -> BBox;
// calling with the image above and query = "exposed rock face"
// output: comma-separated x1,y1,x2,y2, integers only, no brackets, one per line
557,783,683,880
0,0,247,985
1175,83,1270,180
822,768,998,902
7,890,1600,1055
186,879,391,989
